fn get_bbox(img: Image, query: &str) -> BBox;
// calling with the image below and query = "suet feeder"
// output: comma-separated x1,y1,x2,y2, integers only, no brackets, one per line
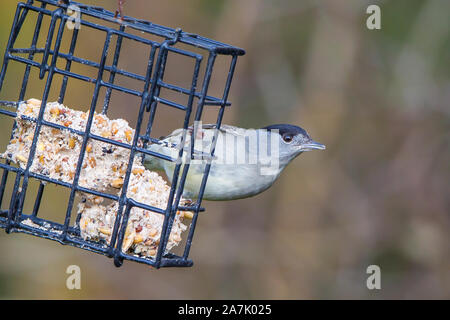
0,0,244,268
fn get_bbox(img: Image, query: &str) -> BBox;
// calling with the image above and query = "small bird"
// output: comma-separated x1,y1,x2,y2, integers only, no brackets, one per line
143,124,325,201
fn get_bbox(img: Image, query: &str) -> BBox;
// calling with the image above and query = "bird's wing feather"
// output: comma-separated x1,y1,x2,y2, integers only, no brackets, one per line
158,124,247,153
151,125,226,161
161,124,245,140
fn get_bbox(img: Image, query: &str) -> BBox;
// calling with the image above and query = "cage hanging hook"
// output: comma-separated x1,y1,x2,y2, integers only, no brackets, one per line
169,28,182,45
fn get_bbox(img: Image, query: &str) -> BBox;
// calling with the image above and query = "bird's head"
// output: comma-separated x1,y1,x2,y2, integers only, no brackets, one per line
263,124,325,162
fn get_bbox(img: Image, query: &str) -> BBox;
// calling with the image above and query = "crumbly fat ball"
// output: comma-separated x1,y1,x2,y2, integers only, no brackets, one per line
2,99,189,258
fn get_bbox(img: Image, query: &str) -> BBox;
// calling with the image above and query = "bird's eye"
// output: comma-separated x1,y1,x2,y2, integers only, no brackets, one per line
283,134,293,143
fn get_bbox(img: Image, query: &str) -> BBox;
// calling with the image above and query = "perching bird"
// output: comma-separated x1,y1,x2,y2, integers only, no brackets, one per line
143,124,325,201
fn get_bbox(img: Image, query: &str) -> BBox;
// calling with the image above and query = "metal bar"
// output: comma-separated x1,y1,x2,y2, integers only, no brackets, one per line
6,173,22,233
147,34,190,267
153,96,187,111
0,167,9,210
184,55,238,259
59,25,80,103
10,2,31,46
10,48,149,81
34,0,245,55
181,53,218,259
8,54,47,69
20,1,47,101
18,3,161,47
0,163,22,174
31,183,45,217
9,49,229,105
126,198,166,215
14,8,66,228
0,100,20,108
189,52,217,163
121,252,193,268
61,31,113,240
39,9,61,79
113,202,132,267
0,163,203,213
53,66,95,83
0,3,25,92
157,80,231,106
12,224,110,254
102,25,125,114
110,33,159,263
0,100,22,210
161,57,201,263
112,91,154,264
1,112,177,162
109,32,158,263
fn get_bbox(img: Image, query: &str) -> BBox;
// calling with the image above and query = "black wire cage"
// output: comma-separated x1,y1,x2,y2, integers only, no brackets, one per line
0,0,244,268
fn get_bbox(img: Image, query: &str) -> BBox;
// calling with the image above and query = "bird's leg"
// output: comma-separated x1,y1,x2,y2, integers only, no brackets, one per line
114,0,126,21
183,199,195,207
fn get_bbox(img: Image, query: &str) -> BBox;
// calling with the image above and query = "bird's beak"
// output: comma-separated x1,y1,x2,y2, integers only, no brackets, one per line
299,140,326,151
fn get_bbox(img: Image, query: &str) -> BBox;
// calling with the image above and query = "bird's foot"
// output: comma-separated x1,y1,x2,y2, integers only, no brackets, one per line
57,0,70,5
183,199,195,207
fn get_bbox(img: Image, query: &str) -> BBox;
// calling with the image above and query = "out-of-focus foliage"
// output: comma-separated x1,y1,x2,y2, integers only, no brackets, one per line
0,0,448,299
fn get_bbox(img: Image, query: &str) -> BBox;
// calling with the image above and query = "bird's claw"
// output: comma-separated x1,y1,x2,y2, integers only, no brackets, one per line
183,199,195,207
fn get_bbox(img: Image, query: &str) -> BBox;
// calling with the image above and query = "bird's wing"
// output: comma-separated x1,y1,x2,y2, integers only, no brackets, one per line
154,124,236,160
161,124,244,140
208,124,249,137
158,124,246,150
144,124,261,170
159,127,185,141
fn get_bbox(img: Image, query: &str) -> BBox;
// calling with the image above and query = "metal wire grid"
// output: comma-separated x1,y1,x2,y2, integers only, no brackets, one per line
0,0,244,268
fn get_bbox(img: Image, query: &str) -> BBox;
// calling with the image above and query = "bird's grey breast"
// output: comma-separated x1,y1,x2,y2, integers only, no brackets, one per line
184,126,283,200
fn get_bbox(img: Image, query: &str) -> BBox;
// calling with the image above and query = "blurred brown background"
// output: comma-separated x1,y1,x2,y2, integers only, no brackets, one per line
0,0,449,299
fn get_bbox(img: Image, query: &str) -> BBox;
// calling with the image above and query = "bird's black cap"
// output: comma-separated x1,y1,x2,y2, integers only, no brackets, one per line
262,124,309,138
